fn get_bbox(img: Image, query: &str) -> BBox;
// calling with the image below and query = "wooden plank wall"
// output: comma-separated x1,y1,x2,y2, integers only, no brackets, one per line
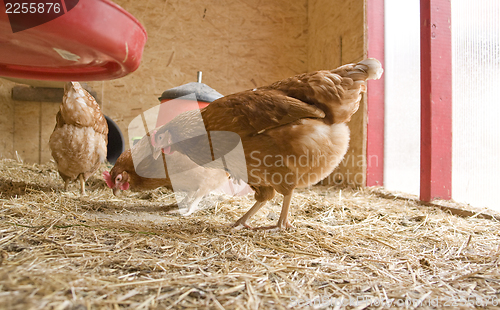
0,80,61,163
0,0,367,186
308,0,366,186
88,0,309,148
0,81,14,160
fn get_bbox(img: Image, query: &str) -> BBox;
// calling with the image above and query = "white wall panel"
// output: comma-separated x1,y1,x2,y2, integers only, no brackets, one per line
452,0,500,211
384,0,421,195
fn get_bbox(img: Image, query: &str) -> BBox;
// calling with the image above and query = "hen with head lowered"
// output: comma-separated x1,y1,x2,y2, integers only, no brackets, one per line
104,134,230,216
153,59,383,229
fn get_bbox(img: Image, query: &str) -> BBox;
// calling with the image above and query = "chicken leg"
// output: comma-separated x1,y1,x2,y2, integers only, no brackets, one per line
79,174,86,195
232,201,268,229
64,179,70,191
254,192,294,230
233,192,294,230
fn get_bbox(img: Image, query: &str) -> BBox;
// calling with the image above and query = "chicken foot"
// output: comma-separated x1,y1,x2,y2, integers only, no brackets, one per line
232,201,267,229
254,193,294,230
233,192,294,230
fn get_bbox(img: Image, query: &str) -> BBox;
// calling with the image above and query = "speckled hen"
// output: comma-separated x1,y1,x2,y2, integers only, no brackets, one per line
49,82,108,195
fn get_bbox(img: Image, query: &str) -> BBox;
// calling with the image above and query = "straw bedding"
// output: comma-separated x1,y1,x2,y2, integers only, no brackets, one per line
0,158,499,309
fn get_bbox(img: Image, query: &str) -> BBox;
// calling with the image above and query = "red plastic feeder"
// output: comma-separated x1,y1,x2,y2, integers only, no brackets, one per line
0,0,147,81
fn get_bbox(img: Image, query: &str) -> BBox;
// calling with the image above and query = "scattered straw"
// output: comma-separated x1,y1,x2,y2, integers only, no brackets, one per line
0,158,499,309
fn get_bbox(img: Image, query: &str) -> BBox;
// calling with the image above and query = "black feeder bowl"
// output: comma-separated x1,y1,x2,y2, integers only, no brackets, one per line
105,115,125,165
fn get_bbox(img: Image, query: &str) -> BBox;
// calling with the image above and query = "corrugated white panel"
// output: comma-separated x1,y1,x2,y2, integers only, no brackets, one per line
384,0,421,195
452,0,500,211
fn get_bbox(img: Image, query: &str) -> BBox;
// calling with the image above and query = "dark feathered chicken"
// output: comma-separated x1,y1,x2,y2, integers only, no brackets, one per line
153,59,383,229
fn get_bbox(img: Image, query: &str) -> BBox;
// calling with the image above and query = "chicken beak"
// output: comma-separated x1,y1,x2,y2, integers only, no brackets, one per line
112,187,120,196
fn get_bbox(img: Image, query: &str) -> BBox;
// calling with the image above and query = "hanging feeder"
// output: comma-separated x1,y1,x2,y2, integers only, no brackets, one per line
156,71,223,127
0,0,147,81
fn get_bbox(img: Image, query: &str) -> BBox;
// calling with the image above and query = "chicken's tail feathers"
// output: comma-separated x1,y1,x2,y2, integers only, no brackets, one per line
358,58,383,80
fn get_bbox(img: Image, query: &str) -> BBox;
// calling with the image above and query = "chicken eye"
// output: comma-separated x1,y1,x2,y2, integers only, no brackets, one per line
116,175,122,182
157,134,164,141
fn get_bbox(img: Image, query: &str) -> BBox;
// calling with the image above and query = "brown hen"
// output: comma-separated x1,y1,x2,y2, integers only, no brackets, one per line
49,82,108,195
153,59,383,229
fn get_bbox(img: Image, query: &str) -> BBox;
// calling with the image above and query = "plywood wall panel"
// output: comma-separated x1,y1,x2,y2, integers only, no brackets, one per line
88,0,309,148
13,101,40,163
307,0,365,71
308,0,367,186
0,81,15,159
